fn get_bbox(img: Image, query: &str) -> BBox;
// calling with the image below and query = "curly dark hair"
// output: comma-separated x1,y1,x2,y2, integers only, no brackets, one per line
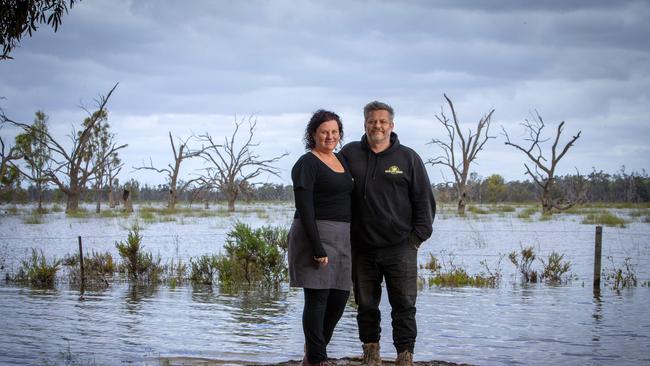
303,109,343,150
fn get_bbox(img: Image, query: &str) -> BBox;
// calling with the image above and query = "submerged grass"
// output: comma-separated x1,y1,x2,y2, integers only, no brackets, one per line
581,211,627,228
421,253,499,288
517,206,537,220
14,248,62,287
467,206,489,215
23,213,43,224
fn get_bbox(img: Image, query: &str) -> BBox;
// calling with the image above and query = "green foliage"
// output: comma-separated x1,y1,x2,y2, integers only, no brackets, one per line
581,211,627,228
517,206,537,219
423,253,498,288
509,246,538,283
604,256,637,290
115,224,162,283
218,222,288,286
485,174,507,203
428,267,494,287
467,206,489,215
165,258,187,287
493,205,516,213
189,254,220,285
64,250,116,286
15,248,61,287
540,251,572,283
1,0,79,59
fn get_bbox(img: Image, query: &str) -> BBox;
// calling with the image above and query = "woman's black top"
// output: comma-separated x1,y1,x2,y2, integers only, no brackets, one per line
291,152,353,258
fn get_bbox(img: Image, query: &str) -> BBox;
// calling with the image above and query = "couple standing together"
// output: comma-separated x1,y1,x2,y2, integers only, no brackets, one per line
288,101,436,366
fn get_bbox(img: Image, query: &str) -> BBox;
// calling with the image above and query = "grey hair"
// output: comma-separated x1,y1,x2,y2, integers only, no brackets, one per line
363,101,394,121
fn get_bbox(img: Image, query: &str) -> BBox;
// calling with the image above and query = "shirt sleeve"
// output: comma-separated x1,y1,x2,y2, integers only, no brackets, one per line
291,156,327,258
409,153,436,244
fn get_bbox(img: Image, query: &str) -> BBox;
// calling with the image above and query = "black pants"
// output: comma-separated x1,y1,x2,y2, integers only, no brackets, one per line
353,244,418,354
303,288,350,363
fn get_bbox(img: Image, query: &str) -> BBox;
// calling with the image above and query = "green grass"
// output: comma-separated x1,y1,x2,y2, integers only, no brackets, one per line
467,206,489,215
493,205,516,213
23,214,43,224
66,207,90,218
517,206,538,219
99,209,129,218
428,268,495,287
581,211,627,228
50,204,64,213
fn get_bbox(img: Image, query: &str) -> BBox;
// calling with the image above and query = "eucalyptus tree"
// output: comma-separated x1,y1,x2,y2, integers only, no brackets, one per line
197,116,288,212
0,122,21,198
427,94,495,215
1,0,79,60
14,110,51,211
503,111,584,215
85,113,122,213
4,84,125,213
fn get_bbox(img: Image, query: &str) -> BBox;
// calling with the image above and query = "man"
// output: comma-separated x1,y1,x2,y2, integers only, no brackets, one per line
340,101,436,366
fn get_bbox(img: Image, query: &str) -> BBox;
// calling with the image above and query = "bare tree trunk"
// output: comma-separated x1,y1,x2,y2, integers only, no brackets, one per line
228,197,236,212
457,191,467,215
122,189,133,213
108,184,115,208
36,182,44,212
168,186,177,210
95,182,102,213
66,191,80,213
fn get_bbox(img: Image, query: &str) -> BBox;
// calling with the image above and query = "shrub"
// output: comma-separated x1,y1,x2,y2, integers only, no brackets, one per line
165,258,187,287
218,222,288,286
424,253,497,288
509,246,538,283
517,206,537,219
64,250,116,286
115,225,162,283
604,256,637,290
15,248,61,287
540,251,572,283
189,254,220,285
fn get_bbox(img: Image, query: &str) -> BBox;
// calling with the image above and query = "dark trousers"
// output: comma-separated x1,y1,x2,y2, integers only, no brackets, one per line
353,243,418,354
303,288,350,363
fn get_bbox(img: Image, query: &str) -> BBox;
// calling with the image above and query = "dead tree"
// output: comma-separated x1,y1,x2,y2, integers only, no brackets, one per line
134,132,202,210
427,94,495,215
197,115,288,212
4,84,125,213
502,111,584,215
107,157,123,208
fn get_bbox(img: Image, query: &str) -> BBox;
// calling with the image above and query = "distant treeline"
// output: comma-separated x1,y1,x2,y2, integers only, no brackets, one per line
1,169,649,205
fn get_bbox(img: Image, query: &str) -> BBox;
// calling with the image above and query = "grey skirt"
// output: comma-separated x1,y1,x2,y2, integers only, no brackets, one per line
288,219,352,291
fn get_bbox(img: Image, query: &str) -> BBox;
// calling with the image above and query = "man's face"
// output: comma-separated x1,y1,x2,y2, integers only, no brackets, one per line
365,109,394,145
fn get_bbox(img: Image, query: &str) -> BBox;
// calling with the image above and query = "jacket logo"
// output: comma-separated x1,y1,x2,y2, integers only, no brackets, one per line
384,165,403,175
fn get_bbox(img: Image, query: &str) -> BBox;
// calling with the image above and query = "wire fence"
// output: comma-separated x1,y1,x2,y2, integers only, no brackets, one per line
1,224,649,284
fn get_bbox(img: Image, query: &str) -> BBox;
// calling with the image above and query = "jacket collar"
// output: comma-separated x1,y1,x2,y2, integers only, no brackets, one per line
360,132,400,155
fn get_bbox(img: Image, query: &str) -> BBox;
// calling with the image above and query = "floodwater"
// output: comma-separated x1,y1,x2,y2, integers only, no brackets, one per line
1,203,649,365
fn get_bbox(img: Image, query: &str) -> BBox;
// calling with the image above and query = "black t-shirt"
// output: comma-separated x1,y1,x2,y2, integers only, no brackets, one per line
291,152,353,257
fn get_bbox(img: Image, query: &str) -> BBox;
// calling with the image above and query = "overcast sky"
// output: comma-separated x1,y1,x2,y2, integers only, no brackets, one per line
1,0,649,187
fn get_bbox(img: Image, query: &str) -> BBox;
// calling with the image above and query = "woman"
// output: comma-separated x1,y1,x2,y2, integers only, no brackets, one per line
289,109,353,366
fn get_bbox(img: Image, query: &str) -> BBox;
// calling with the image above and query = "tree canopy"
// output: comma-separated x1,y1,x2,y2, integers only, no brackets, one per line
1,0,78,60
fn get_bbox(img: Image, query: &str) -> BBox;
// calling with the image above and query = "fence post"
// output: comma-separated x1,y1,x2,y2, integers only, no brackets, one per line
593,226,602,290
78,236,85,297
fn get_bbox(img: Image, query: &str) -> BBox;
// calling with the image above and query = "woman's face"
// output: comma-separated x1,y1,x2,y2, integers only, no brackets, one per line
313,119,340,152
